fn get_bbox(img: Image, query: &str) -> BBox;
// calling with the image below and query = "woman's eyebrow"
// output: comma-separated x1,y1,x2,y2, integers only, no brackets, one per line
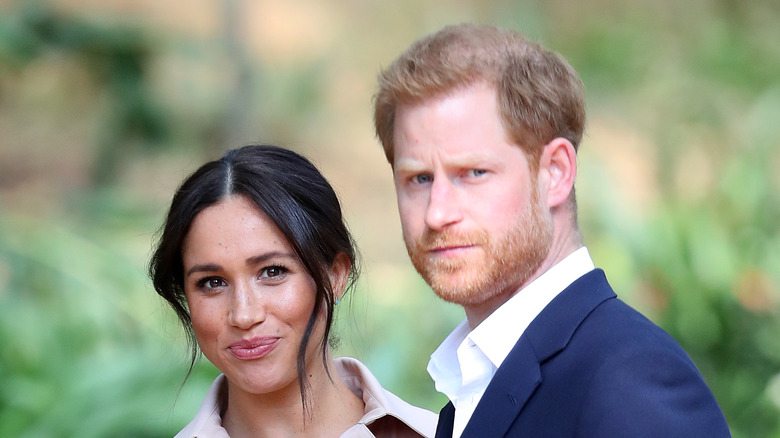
245,251,297,267
185,251,298,277
186,263,221,277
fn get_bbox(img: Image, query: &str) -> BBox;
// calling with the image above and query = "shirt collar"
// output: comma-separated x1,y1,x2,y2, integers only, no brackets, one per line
470,246,594,369
426,319,470,399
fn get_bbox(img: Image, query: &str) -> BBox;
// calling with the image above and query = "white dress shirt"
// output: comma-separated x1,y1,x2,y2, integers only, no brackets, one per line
427,247,595,438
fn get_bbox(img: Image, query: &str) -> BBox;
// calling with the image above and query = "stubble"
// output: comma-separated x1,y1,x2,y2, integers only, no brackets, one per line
406,187,553,307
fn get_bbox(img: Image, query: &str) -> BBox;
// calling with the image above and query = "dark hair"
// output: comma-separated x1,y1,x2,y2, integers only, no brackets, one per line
149,144,359,412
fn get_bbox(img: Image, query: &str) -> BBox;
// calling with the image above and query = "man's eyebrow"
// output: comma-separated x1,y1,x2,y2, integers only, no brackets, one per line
395,154,497,172
394,159,427,173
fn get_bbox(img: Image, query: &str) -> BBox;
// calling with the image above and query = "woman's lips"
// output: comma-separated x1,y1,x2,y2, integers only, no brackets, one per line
228,337,280,360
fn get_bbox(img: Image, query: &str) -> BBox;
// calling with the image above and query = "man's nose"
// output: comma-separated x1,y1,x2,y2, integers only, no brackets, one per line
424,177,463,231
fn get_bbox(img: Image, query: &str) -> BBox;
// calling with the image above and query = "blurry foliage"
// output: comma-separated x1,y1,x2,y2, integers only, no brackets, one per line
0,196,219,437
0,1,778,437
0,1,168,185
630,148,780,437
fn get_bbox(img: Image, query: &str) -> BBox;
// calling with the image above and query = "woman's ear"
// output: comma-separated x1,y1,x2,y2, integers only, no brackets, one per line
539,137,577,209
328,252,352,302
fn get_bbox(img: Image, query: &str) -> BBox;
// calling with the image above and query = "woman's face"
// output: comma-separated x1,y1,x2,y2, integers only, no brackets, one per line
181,195,324,397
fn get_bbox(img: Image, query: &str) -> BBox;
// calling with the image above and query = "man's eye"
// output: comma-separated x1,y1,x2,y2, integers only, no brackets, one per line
413,174,432,184
470,169,487,177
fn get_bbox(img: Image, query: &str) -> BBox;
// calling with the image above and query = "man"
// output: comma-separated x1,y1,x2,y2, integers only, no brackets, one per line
373,23,730,437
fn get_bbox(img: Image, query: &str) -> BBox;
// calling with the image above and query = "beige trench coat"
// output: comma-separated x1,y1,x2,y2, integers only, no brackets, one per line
174,357,437,438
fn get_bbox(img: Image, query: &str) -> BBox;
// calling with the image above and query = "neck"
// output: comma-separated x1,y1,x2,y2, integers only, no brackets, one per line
464,222,582,329
223,355,365,438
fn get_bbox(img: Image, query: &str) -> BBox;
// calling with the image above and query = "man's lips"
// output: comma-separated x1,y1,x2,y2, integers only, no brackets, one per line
429,244,477,256
228,337,280,360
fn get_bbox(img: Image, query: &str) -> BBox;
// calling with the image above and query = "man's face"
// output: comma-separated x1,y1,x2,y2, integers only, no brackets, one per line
392,82,553,312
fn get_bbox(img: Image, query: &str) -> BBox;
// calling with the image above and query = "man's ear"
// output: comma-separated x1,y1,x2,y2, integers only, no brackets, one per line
329,252,352,301
539,137,577,208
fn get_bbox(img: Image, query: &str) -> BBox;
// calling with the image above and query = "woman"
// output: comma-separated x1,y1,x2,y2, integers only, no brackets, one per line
149,145,437,437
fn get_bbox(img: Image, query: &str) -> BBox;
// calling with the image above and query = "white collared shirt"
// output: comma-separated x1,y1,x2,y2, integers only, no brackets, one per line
427,247,595,438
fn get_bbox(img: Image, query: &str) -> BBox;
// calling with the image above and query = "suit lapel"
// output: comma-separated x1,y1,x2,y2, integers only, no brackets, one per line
524,269,615,360
457,269,616,438
435,402,455,438
460,338,541,437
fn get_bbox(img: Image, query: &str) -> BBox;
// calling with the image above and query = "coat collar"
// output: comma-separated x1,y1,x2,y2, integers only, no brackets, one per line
337,357,438,437
175,357,437,438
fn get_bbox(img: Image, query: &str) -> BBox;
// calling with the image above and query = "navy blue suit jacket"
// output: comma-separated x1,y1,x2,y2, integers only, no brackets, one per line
435,269,730,437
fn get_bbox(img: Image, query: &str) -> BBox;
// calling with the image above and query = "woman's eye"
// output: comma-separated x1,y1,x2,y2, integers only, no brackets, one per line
197,277,226,290
261,265,288,278
211,278,225,287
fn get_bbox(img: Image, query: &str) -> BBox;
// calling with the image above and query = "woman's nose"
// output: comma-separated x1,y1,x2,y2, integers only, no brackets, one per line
227,282,266,329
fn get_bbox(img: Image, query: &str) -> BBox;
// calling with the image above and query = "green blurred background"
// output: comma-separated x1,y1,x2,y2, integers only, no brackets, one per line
1,0,779,436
